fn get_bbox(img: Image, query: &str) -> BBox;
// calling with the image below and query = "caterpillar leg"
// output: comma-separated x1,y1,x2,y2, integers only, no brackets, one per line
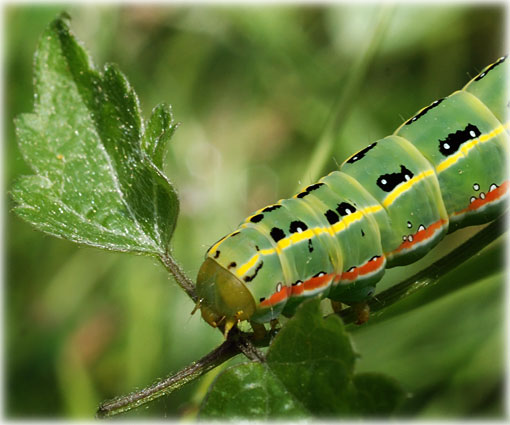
250,322,267,341
353,302,370,325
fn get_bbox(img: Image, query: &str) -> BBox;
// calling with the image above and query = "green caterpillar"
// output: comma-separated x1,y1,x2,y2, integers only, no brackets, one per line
196,56,509,334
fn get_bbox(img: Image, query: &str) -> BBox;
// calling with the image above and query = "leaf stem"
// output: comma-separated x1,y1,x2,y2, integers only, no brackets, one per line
159,251,197,302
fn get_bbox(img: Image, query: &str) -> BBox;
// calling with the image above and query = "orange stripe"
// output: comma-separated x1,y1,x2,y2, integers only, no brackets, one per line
392,218,447,255
359,256,385,275
304,273,333,291
339,268,358,282
337,255,385,283
453,180,508,216
260,286,291,308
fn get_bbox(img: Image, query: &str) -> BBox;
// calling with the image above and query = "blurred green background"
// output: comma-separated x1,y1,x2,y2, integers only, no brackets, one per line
5,3,506,419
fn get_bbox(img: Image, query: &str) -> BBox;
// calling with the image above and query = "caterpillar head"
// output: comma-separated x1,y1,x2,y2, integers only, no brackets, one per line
196,258,256,336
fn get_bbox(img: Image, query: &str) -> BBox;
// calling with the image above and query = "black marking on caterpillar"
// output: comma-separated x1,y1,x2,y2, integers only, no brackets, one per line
376,165,414,193
228,262,237,269
404,98,445,126
250,214,264,223
296,183,324,198
438,123,481,156
475,55,507,81
263,204,282,212
308,239,314,253
244,261,263,282
346,142,377,164
325,209,340,225
289,220,308,233
336,202,356,216
270,227,286,243
213,250,220,259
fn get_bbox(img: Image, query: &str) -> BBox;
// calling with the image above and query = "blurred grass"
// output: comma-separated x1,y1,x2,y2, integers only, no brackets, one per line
5,3,506,419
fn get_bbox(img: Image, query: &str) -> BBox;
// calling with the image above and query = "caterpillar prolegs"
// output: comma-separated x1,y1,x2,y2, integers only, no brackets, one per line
196,56,509,334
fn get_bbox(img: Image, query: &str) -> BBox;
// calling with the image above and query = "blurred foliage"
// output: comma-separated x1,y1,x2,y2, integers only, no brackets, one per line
5,3,505,419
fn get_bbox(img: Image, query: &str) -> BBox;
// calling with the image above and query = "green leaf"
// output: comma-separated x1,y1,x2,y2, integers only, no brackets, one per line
266,298,356,414
200,299,405,419
198,363,308,419
350,373,407,416
142,103,178,169
11,14,179,255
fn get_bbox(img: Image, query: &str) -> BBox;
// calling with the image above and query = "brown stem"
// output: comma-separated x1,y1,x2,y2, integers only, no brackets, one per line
96,332,241,418
159,251,198,302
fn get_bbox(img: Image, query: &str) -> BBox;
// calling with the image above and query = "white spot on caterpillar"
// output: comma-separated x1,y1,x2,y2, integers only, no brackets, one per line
443,142,450,150
469,130,477,138
407,221,412,228
480,192,486,200
470,196,477,203
405,174,411,181
418,224,426,232
297,227,303,233
402,235,407,241
276,282,283,292
380,179,387,185
479,72,486,78
473,183,480,191
345,208,352,214
408,235,414,242
317,272,325,277
489,183,498,192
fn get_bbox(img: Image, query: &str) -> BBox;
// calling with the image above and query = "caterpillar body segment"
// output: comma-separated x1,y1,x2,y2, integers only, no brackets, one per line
196,56,510,330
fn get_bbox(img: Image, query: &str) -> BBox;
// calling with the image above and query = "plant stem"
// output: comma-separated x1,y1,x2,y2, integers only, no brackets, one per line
96,332,241,418
297,4,394,189
159,251,197,302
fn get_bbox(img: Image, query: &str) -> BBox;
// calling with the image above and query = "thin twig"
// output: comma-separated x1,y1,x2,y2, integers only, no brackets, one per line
297,4,394,188
96,331,242,418
159,251,198,302
236,333,266,362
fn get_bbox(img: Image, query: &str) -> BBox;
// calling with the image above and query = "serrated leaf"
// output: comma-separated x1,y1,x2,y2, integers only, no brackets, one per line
200,298,405,419
11,14,179,255
142,103,178,169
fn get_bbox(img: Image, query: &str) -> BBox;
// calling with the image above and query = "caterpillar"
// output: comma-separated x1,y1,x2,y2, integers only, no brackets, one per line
196,56,509,334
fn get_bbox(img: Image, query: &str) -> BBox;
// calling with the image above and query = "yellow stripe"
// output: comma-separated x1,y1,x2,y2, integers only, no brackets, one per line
208,235,229,255
235,204,383,277
436,123,507,173
237,254,261,277
382,169,435,208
